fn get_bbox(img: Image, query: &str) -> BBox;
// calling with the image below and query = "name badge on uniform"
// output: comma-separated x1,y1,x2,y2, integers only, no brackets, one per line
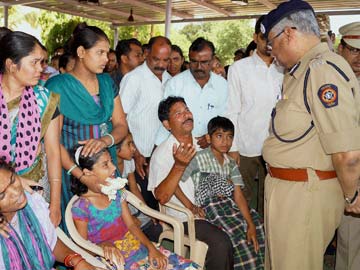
318,84,338,108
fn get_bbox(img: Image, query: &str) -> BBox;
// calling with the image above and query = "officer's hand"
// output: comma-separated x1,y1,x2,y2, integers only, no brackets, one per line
345,195,360,214
173,143,196,169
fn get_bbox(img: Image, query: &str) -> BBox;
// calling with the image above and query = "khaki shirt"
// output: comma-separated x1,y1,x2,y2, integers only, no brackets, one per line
263,43,360,170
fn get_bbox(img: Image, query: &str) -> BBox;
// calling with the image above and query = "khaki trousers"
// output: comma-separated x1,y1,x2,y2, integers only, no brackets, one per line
264,169,344,270
336,213,360,270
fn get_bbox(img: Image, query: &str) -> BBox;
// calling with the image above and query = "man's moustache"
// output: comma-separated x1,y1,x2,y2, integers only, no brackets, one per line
182,118,193,124
154,67,165,71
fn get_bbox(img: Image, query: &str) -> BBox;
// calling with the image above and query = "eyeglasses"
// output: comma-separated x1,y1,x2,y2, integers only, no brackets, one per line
266,27,297,50
343,43,360,56
189,59,212,67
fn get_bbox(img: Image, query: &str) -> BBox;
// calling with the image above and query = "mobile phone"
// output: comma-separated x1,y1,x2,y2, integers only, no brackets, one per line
30,185,44,191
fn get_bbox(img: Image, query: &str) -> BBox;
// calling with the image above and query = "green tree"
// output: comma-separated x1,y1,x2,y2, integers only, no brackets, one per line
175,20,253,65
45,19,79,55
117,24,164,44
214,20,253,64
38,10,113,54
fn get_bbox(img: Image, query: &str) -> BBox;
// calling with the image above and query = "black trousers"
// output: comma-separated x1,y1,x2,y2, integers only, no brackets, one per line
134,169,159,211
184,219,234,270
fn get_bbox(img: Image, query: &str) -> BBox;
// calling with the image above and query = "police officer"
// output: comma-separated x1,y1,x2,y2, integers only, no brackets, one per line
336,21,360,270
261,1,360,269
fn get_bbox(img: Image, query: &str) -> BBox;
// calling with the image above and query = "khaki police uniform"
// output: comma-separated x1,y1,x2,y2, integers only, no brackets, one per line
336,21,360,270
262,43,360,270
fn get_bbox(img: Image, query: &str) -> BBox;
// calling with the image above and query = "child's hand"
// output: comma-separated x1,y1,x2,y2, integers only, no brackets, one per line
190,204,206,218
148,247,168,270
246,223,259,253
100,242,124,269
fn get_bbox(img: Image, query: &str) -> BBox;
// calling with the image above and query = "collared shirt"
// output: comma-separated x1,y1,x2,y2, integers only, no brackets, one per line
120,62,172,157
148,134,201,222
227,50,284,156
263,43,360,170
155,70,228,145
180,147,244,189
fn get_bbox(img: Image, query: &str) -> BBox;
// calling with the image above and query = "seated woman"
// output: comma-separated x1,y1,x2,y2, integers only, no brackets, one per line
70,145,199,270
0,161,100,270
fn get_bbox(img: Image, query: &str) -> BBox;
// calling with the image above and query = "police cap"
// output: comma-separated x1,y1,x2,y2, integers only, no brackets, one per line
339,22,360,49
261,0,315,38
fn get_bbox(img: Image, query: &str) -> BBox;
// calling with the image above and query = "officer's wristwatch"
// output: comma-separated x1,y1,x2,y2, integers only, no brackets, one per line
345,189,359,205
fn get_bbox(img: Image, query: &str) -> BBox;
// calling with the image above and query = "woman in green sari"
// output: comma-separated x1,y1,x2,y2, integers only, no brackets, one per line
45,23,128,233
0,32,62,226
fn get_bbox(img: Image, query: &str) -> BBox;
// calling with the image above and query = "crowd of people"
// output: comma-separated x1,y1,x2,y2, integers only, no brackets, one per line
0,0,359,269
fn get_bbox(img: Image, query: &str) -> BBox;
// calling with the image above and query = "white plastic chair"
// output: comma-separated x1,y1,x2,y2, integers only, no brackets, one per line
158,202,208,268
65,190,186,269
56,227,107,269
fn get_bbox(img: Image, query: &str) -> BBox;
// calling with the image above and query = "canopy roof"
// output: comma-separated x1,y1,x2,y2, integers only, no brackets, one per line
2,0,360,26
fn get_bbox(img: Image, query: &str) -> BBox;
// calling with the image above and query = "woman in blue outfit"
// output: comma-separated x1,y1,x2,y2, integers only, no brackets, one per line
45,22,128,233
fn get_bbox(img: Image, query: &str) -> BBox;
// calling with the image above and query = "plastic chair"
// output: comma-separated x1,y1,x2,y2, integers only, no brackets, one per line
56,227,107,269
65,190,186,269
158,202,208,268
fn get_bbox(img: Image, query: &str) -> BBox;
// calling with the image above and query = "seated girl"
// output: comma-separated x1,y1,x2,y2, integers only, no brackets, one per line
70,145,199,270
0,161,99,270
116,133,163,242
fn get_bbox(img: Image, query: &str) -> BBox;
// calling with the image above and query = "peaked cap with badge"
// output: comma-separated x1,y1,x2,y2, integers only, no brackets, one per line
339,21,360,49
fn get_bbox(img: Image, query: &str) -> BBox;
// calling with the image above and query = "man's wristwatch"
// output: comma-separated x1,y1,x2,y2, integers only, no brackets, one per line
345,189,359,205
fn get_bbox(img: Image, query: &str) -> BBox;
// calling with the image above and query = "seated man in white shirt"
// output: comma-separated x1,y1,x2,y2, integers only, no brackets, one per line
148,96,234,270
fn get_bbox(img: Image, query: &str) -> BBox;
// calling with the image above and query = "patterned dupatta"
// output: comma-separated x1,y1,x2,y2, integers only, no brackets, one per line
0,74,41,172
0,203,55,269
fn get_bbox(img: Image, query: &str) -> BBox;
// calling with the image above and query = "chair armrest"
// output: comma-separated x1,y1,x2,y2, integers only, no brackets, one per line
56,227,107,269
161,202,197,247
125,191,185,255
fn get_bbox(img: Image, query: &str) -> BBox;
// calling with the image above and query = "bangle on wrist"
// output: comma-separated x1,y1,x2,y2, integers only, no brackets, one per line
104,133,115,148
73,258,86,268
64,253,82,267
67,164,78,175
345,189,359,205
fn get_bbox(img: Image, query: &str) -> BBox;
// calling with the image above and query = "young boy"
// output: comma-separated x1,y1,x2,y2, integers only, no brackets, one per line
178,116,265,270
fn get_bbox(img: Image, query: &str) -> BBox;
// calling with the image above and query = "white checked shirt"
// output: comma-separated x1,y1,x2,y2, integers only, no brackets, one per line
120,62,172,157
227,50,284,156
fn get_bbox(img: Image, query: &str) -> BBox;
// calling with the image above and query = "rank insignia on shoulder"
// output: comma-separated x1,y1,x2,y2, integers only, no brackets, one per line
318,84,338,108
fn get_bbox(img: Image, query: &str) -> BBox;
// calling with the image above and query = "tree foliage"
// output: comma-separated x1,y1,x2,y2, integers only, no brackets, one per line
38,10,113,55
3,6,253,62
177,20,253,65
45,19,80,55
